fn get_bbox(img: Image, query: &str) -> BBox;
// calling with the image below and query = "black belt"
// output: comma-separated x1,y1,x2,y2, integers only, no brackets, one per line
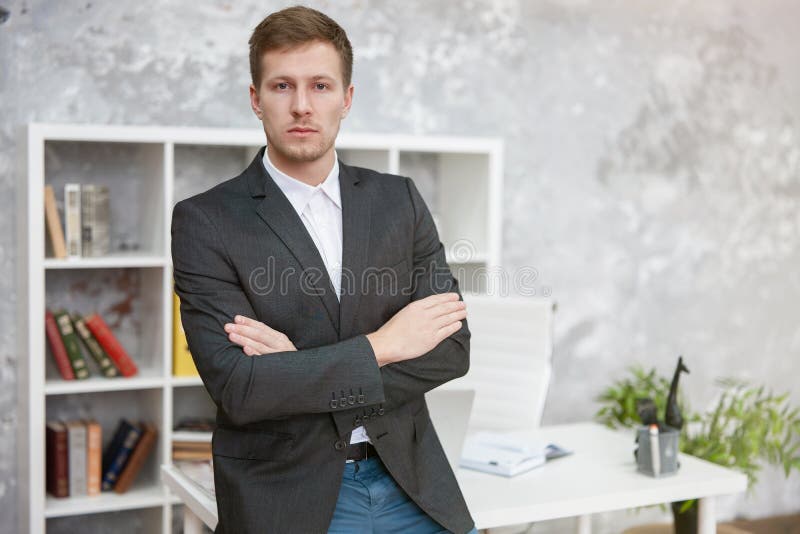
345,441,378,462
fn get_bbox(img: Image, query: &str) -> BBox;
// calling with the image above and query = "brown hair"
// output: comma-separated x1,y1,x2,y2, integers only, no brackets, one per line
249,6,353,90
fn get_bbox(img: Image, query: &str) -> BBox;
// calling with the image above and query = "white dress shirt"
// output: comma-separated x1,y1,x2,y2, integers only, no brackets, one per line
263,149,370,444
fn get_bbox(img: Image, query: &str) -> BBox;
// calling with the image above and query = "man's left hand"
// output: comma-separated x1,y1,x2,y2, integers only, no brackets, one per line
224,315,297,356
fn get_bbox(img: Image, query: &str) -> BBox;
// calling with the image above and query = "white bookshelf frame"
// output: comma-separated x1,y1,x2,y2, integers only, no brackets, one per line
17,123,504,533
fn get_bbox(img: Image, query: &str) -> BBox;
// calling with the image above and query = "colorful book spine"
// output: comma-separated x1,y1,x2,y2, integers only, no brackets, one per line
114,422,157,494
84,313,138,377
86,420,102,496
101,420,141,491
66,421,87,496
45,310,75,380
64,183,82,259
71,313,119,377
46,421,69,497
44,185,67,259
172,291,198,377
53,310,90,379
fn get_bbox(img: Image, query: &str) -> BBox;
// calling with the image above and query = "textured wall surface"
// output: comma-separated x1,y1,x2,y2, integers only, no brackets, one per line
1,1,798,532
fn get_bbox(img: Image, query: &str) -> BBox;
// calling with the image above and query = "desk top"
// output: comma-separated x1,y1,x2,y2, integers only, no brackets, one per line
162,422,748,531
459,422,748,529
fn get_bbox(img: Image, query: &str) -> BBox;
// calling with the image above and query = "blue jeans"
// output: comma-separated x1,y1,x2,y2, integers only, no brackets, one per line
328,457,477,534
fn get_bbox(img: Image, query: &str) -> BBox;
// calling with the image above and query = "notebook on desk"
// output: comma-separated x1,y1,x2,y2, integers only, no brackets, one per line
424,388,475,473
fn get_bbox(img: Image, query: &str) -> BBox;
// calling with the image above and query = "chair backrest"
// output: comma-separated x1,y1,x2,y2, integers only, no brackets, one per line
439,293,555,433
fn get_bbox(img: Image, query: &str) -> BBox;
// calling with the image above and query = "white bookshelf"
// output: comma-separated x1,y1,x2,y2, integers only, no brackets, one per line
17,123,504,533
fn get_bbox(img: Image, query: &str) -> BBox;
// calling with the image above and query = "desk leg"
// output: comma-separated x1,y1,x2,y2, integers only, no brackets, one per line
184,505,205,534
697,497,715,534
576,514,592,534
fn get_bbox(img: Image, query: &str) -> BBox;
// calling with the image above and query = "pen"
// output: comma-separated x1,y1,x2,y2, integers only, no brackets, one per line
649,424,660,477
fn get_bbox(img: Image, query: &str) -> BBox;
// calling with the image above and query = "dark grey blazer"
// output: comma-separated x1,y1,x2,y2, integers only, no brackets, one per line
171,147,474,534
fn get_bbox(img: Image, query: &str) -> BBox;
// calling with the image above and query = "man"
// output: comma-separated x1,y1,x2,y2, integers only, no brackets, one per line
171,6,476,533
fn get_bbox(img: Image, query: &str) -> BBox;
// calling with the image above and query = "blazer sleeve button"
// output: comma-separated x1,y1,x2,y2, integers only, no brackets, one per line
330,399,338,409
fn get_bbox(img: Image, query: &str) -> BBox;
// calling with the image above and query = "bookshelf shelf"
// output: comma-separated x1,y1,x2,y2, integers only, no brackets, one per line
170,376,203,388
45,373,165,396
44,486,178,518
171,431,212,443
43,255,167,270
19,123,503,533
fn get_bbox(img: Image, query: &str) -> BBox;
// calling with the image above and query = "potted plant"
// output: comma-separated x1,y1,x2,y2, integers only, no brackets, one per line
595,366,800,534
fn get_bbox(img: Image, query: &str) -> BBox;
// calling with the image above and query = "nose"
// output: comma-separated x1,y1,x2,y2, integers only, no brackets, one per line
290,86,312,117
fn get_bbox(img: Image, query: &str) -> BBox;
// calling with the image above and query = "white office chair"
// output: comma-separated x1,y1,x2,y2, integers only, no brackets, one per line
440,293,555,433
437,293,556,534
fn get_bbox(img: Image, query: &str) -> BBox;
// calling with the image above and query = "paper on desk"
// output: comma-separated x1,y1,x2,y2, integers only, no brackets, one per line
460,431,547,477
176,460,216,497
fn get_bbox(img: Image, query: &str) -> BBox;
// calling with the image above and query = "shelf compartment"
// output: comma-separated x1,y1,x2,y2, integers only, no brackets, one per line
338,148,391,173
173,144,261,204
44,267,165,380
43,140,166,258
398,151,490,262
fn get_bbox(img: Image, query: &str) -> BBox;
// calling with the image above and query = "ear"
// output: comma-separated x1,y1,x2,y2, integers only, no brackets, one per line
249,83,263,119
341,83,354,119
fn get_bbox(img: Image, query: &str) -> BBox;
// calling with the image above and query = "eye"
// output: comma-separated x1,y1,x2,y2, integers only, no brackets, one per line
315,83,328,90
275,82,290,91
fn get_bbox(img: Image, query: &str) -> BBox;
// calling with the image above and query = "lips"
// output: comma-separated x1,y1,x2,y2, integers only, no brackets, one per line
288,127,318,133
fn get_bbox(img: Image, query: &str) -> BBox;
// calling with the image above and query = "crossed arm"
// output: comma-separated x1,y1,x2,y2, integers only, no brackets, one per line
171,178,469,425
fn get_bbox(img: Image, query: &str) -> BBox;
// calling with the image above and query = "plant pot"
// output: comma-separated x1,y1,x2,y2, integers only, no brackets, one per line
671,501,698,534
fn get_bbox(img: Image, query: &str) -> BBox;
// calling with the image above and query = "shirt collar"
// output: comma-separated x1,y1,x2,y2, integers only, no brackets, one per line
263,148,342,215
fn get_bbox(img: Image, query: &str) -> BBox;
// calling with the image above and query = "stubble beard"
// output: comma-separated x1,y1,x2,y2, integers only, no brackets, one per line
269,131,336,163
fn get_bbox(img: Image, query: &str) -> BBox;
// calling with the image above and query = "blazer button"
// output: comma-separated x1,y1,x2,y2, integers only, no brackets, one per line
334,440,347,451
378,408,385,416
330,399,338,409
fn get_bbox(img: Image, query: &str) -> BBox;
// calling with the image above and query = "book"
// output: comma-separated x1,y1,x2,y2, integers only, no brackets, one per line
71,313,119,377
172,439,212,459
101,419,141,491
84,313,138,377
172,449,212,461
44,185,67,259
53,310,90,379
46,421,69,497
45,310,75,380
172,291,198,377
66,421,87,496
64,183,82,258
80,185,110,257
114,422,157,494
85,420,102,496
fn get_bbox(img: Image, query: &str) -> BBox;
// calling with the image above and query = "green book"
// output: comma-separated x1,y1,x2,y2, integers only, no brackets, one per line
71,313,119,378
53,310,90,379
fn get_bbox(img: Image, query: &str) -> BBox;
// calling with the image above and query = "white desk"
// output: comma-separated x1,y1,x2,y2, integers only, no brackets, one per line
161,422,748,534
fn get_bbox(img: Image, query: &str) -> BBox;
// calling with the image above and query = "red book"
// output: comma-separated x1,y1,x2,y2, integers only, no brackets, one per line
46,421,69,497
45,310,75,380
83,314,138,377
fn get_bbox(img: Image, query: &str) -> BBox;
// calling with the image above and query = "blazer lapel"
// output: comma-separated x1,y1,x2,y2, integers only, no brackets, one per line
246,148,341,333
338,163,371,341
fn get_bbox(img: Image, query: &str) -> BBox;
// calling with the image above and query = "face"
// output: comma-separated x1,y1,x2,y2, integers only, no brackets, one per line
250,40,353,166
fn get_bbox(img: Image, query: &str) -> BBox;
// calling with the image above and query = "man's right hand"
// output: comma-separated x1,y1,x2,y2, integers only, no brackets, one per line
366,292,467,367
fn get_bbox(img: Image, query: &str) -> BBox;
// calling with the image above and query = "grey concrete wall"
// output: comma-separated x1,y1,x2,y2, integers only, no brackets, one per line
1,1,798,532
